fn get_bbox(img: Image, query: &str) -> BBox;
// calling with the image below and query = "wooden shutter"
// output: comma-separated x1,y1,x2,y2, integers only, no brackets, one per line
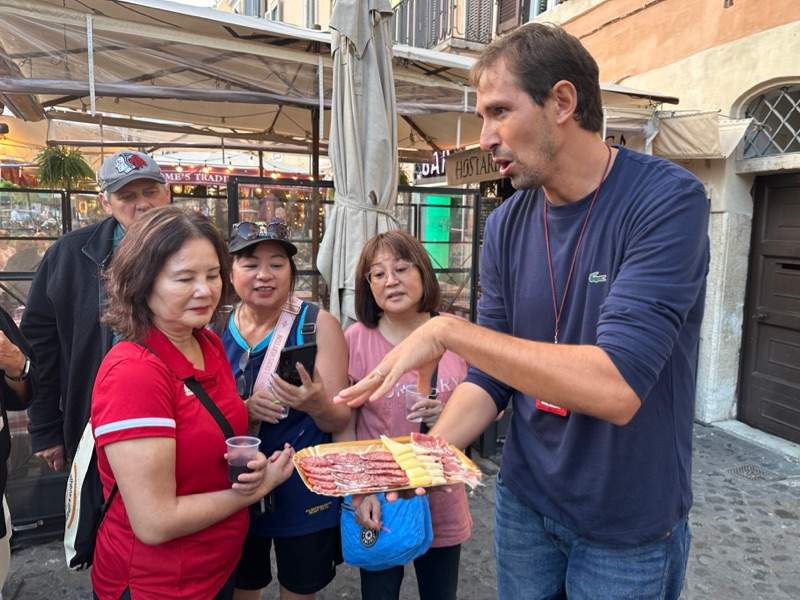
466,0,493,44
496,0,522,35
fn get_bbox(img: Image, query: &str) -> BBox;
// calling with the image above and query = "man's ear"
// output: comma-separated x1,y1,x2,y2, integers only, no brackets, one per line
99,192,113,215
550,80,578,126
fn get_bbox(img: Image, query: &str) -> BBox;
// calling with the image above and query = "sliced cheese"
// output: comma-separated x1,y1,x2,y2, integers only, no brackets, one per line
408,476,432,487
381,435,411,455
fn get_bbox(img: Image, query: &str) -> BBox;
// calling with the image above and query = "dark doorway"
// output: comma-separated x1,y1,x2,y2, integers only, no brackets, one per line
739,174,800,443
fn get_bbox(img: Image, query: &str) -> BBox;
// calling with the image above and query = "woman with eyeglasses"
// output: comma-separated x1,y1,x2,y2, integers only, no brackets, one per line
221,219,350,600
339,230,473,600
91,206,295,600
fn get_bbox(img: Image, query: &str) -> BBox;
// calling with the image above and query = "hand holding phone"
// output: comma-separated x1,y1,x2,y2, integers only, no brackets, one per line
276,342,317,387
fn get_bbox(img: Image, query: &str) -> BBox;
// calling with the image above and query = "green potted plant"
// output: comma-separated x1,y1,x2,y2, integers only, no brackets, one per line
34,146,95,190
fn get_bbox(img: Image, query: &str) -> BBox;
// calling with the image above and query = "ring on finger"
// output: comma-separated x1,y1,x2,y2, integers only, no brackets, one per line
373,367,386,379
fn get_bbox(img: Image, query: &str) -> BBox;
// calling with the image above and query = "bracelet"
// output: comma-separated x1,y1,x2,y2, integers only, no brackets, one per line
5,356,30,382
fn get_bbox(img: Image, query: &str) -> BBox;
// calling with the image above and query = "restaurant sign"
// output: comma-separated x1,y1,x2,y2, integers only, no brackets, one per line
445,147,500,186
161,166,260,186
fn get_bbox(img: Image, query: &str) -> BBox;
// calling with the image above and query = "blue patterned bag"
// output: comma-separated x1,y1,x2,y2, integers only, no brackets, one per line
340,493,433,571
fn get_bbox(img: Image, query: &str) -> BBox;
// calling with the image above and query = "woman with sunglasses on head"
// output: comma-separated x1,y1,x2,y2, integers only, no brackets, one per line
91,206,295,600
222,219,350,600
339,230,473,600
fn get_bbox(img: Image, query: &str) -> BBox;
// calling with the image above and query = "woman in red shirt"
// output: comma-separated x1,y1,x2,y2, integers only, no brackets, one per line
91,206,294,599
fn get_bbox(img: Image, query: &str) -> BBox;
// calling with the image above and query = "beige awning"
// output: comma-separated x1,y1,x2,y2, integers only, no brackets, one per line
653,111,752,160
0,116,47,164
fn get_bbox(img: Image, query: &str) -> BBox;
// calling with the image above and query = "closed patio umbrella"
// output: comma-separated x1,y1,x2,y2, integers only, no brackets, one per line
317,0,399,327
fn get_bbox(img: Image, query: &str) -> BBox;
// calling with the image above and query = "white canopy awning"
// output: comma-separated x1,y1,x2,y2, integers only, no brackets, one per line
0,0,680,159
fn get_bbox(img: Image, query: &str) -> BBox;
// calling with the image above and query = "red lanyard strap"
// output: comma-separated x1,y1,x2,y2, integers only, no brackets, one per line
543,145,612,344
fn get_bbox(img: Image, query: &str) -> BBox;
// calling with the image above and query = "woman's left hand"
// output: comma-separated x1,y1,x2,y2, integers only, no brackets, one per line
270,363,325,415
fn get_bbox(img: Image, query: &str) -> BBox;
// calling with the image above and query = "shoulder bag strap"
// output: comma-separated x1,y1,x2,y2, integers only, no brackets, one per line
101,342,236,519
99,483,118,518
138,341,235,439
252,296,302,393
421,311,440,435
183,376,235,439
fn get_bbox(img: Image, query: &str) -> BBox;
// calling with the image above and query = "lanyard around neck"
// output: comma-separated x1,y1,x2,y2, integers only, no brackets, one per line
543,144,612,344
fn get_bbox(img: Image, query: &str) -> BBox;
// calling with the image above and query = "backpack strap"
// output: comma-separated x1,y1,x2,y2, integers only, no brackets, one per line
299,302,320,344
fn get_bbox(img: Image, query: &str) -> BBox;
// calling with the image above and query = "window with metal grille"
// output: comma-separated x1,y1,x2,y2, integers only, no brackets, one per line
743,86,800,158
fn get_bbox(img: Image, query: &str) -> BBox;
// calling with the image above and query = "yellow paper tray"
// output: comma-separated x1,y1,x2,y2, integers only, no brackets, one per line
293,435,481,497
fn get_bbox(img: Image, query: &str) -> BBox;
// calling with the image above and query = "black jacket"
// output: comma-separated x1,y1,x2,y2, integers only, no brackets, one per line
20,217,116,459
1,305,34,538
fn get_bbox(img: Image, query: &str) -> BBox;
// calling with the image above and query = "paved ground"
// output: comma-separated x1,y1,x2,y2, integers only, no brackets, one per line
4,423,800,599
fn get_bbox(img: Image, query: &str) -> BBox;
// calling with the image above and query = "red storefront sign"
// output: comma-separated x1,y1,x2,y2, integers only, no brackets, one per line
160,166,258,185
160,166,308,185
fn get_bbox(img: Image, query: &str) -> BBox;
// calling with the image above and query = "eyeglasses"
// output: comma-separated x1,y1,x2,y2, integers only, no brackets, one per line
365,260,416,286
236,349,253,398
232,220,289,242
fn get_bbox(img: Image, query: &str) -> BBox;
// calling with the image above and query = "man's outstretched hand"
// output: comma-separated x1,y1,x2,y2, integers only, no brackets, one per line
334,317,449,407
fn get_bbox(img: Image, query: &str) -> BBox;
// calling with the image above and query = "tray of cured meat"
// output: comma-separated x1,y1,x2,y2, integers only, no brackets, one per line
293,432,482,497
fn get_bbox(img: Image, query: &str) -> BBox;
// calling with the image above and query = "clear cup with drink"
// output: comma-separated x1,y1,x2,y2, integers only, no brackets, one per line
405,384,440,423
225,435,261,483
272,399,290,419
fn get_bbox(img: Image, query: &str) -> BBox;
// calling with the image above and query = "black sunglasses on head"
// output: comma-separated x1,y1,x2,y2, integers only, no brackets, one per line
232,220,289,241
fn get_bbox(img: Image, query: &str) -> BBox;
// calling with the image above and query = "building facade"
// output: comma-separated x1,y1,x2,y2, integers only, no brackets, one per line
213,0,332,29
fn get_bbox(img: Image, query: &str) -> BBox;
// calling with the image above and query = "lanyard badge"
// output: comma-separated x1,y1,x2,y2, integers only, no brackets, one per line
538,145,613,419
535,398,569,417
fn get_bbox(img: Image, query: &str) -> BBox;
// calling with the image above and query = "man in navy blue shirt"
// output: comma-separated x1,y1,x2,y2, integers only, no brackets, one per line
336,23,708,600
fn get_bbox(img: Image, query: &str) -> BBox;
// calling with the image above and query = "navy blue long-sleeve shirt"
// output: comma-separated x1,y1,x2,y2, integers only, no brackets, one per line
465,147,709,545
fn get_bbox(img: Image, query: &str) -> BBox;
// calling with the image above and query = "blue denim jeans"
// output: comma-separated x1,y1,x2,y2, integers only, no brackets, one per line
494,477,690,600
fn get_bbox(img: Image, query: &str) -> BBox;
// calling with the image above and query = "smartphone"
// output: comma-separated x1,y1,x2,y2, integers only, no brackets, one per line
277,342,317,386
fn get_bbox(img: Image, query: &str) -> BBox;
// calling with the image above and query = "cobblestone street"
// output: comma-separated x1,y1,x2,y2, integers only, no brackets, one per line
4,424,799,599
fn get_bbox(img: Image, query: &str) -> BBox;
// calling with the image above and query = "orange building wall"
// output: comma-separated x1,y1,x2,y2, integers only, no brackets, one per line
558,0,799,83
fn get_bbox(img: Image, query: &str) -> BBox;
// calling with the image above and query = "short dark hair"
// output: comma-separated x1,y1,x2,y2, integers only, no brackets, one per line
103,205,232,340
354,230,441,327
471,23,604,133
231,241,298,294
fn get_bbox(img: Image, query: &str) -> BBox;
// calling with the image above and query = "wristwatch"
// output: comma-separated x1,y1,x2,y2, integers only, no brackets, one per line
5,355,30,382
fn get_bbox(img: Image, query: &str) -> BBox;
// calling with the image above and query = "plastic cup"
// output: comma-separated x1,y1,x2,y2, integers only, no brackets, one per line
405,385,428,423
225,436,260,483
273,400,290,419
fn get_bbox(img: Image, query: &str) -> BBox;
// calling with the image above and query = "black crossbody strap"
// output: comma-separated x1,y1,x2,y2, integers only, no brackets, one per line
100,341,234,522
183,376,234,439
421,311,440,435
137,340,235,440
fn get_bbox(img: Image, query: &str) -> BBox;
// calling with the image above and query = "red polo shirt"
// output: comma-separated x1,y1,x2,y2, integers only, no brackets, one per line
91,327,248,599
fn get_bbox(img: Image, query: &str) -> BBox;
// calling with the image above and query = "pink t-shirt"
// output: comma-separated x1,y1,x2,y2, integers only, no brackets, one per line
345,320,473,548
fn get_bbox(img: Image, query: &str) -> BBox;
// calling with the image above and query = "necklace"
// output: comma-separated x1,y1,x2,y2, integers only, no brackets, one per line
543,144,613,345
235,304,277,349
